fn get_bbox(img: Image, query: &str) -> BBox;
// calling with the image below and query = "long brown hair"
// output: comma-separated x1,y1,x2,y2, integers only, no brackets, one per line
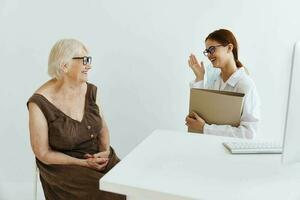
205,29,243,68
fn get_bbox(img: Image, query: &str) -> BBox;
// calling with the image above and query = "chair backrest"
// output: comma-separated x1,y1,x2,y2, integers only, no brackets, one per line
33,163,38,200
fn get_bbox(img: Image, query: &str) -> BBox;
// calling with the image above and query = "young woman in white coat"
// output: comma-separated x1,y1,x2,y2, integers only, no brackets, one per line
185,29,260,139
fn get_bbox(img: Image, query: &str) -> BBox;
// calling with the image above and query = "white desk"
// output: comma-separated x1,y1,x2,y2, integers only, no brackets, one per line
100,129,300,200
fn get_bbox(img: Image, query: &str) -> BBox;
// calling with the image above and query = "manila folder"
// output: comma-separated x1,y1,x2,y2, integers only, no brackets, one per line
188,88,245,133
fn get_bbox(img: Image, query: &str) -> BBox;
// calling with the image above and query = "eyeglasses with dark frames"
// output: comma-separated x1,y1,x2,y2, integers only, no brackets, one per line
72,56,92,65
203,45,224,56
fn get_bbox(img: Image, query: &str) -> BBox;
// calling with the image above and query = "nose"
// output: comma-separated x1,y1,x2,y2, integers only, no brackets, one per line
85,64,92,70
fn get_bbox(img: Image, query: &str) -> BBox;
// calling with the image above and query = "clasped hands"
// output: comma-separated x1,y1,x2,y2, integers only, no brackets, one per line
83,150,110,171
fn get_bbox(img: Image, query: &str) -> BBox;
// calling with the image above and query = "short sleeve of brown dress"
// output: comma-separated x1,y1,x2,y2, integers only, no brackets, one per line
27,82,126,200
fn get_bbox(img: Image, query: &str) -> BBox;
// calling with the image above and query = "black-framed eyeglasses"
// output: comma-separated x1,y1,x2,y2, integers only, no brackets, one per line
203,45,224,56
72,56,92,65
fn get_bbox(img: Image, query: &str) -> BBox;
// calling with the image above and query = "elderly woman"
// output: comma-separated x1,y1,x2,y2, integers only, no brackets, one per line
27,39,125,200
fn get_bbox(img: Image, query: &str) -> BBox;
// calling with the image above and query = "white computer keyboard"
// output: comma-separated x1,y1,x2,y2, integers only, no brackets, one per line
223,141,283,154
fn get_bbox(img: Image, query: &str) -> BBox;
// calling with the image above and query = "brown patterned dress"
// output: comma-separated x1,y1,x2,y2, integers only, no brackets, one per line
27,82,126,200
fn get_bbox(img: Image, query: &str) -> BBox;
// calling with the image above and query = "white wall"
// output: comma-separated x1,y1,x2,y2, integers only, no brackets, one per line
1,0,299,199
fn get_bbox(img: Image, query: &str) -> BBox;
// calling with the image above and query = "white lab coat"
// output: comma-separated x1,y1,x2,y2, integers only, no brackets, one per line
190,67,261,139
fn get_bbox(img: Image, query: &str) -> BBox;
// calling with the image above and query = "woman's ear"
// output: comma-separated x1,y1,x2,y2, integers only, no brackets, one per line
61,63,69,73
227,43,234,53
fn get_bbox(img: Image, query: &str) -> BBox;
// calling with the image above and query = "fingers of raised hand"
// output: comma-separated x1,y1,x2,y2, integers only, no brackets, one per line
190,54,198,65
188,57,196,68
188,59,192,67
200,61,204,68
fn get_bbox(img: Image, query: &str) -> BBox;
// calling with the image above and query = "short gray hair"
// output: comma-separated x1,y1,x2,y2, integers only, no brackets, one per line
48,39,88,79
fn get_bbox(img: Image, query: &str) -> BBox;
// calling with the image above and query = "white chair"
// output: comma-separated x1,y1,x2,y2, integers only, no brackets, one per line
33,164,39,200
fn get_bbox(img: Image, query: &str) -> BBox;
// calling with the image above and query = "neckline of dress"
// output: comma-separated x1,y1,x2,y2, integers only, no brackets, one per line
34,83,90,123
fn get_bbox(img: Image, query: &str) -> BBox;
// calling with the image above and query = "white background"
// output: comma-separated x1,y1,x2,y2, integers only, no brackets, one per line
0,0,299,199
